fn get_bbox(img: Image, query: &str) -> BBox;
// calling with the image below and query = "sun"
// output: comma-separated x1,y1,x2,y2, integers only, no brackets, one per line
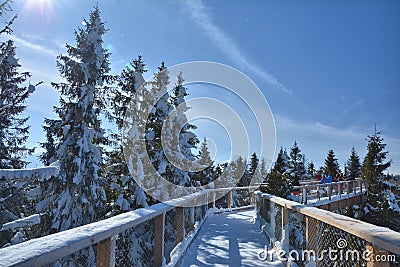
23,0,55,20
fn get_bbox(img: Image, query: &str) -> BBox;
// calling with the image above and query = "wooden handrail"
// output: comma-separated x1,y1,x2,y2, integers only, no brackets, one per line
256,191,400,256
0,186,257,267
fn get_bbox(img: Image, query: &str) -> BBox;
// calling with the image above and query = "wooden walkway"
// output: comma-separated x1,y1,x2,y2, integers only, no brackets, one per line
178,209,284,267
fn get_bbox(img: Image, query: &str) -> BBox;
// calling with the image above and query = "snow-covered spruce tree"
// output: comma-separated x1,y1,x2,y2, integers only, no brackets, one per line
0,16,35,168
47,6,112,232
167,71,199,187
346,147,361,180
259,157,268,181
105,56,155,267
248,152,259,178
261,154,291,198
361,130,391,188
38,118,59,166
196,137,214,186
307,161,316,179
105,55,147,215
323,149,340,177
288,141,306,186
272,147,289,175
359,130,399,230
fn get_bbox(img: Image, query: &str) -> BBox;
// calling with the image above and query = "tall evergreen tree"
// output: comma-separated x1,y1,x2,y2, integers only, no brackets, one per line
196,137,214,185
46,6,112,231
272,147,289,174
323,149,340,177
248,152,259,177
288,141,306,185
360,129,398,231
307,161,316,179
259,157,268,181
347,147,361,180
262,170,291,198
106,55,147,215
0,4,35,169
168,71,199,187
361,130,391,188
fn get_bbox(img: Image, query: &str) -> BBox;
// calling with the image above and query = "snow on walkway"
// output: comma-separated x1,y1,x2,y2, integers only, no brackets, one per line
179,209,284,267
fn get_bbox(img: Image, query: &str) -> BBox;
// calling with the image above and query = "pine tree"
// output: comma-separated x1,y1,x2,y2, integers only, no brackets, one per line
360,129,398,231
347,147,361,180
38,119,58,165
197,137,214,185
248,152,259,177
167,71,199,187
0,5,35,169
259,157,268,181
323,149,340,177
361,130,391,188
106,55,147,215
288,141,306,186
47,6,112,231
272,147,289,175
307,161,316,179
262,170,291,198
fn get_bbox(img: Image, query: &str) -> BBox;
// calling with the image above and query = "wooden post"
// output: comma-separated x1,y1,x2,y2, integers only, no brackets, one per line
366,244,390,267
316,185,320,200
346,182,350,196
328,184,332,201
97,236,116,267
353,180,357,195
302,187,308,204
154,213,165,267
227,190,232,209
281,207,289,252
201,194,206,218
212,191,216,209
176,207,184,245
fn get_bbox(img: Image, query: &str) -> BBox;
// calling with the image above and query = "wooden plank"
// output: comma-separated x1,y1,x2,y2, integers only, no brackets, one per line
176,207,185,245
154,213,165,267
97,236,116,267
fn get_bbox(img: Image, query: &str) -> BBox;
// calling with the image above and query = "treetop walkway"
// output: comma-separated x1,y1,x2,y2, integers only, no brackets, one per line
1,180,399,267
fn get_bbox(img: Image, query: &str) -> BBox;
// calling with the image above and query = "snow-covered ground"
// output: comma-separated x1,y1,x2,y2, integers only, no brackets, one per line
179,209,284,267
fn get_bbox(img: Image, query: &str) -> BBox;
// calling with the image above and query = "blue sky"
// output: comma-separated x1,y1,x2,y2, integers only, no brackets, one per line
2,0,399,174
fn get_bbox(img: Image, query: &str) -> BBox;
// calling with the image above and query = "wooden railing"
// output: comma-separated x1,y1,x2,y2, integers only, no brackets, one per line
292,178,366,205
256,191,400,266
0,186,257,267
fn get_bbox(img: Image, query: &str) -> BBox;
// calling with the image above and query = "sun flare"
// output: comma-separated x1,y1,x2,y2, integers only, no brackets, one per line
23,0,55,19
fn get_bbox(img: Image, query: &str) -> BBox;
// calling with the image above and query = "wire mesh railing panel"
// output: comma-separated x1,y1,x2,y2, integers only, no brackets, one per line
263,198,271,223
115,219,154,267
164,209,177,264
274,203,282,241
44,245,97,267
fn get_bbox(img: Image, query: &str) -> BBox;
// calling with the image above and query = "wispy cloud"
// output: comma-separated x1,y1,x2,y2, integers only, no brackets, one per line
182,0,292,94
11,34,59,57
274,114,400,174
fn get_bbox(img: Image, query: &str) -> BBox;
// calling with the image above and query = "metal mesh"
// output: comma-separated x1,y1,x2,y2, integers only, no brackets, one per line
44,245,97,267
263,198,271,223
274,204,282,241
164,209,177,263
115,219,154,267
300,215,400,267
